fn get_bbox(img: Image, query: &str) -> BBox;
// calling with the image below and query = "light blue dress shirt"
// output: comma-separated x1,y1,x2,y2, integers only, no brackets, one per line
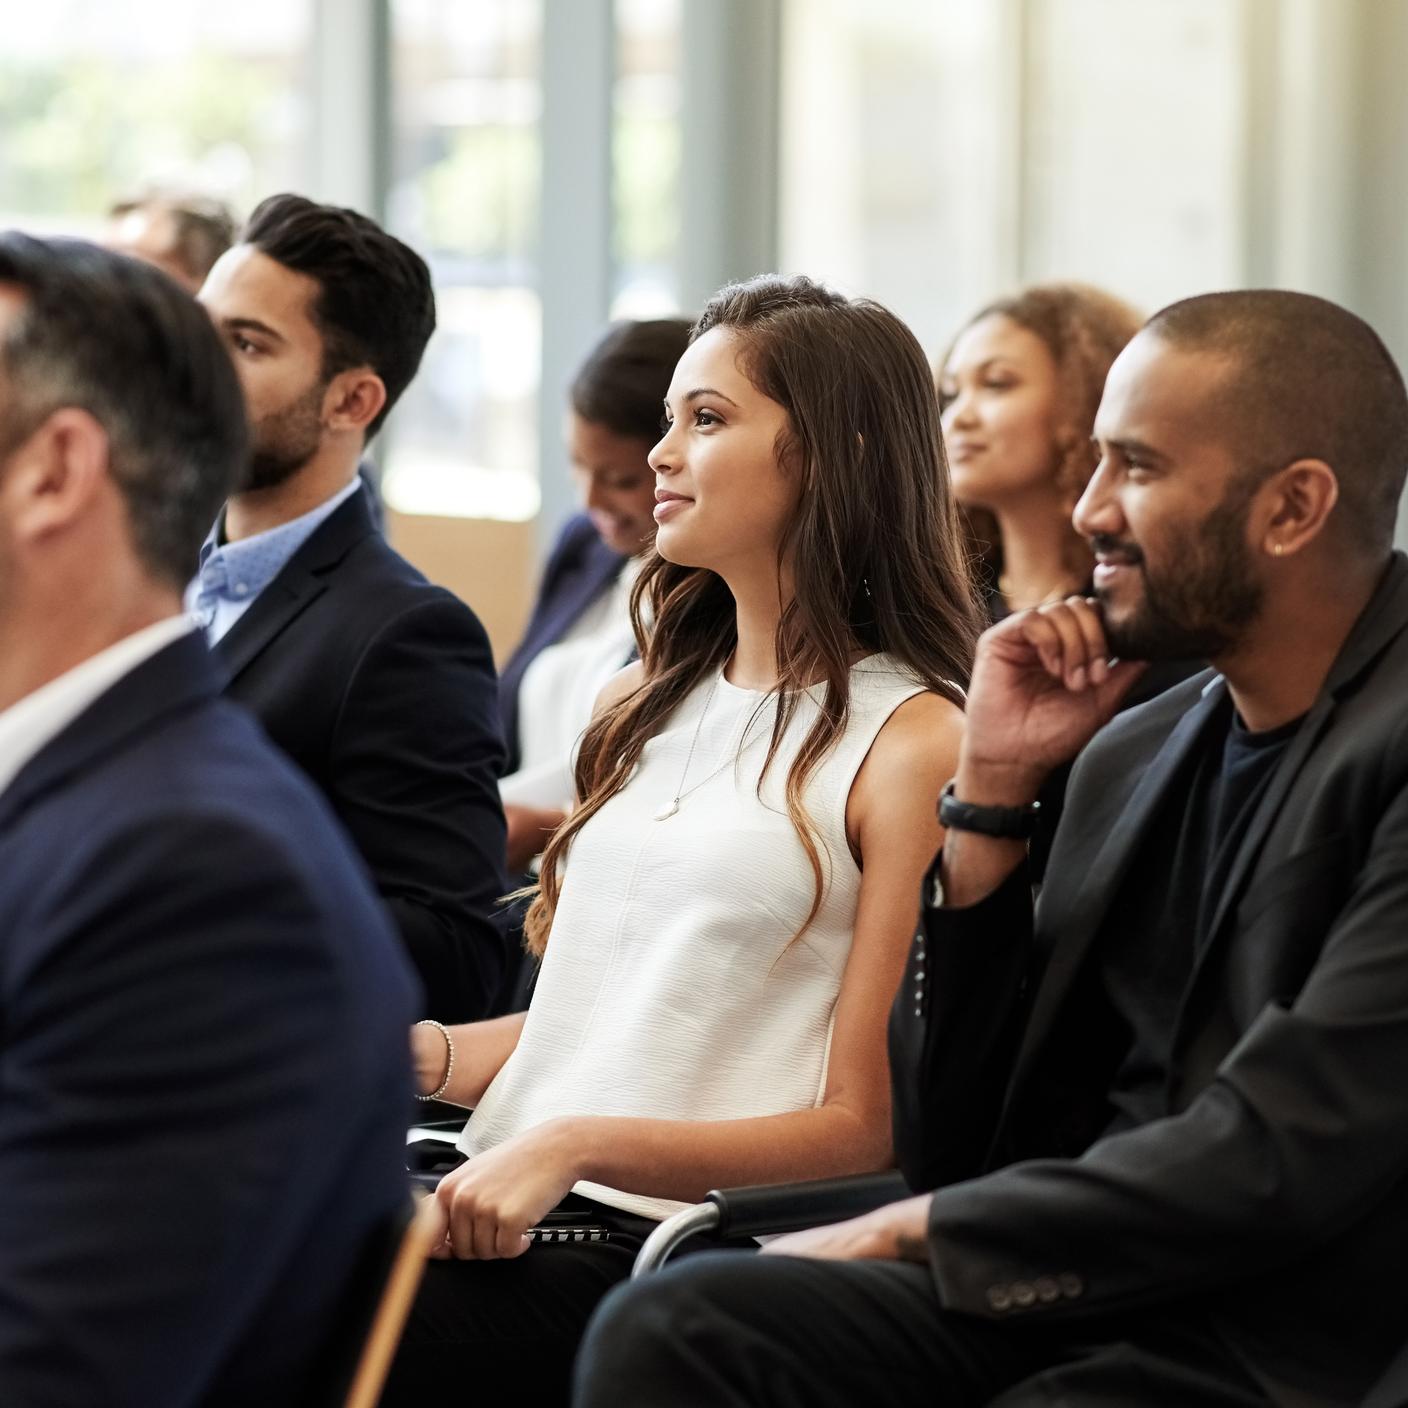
186,478,363,644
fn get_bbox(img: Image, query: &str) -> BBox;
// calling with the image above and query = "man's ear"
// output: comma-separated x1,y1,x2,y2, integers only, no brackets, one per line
1254,458,1339,559
324,368,387,437
2,407,111,546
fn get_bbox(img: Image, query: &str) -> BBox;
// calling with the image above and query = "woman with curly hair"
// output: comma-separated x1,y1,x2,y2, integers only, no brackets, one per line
939,283,1199,877
938,282,1143,618
382,274,983,1405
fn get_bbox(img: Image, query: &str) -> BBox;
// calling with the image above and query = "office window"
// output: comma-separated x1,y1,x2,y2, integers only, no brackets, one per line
612,0,684,318
780,0,1010,358
0,1,310,235
1022,0,1245,310
384,0,542,521
781,0,1248,359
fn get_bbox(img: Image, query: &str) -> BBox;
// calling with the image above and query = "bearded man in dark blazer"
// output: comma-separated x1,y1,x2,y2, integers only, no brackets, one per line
0,235,417,1405
577,291,1408,1407
195,195,508,1022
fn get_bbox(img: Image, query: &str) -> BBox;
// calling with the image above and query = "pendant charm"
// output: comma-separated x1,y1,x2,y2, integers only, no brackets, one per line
654,798,680,821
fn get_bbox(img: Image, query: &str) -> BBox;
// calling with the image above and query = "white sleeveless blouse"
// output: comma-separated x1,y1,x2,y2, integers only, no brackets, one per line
459,654,929,1219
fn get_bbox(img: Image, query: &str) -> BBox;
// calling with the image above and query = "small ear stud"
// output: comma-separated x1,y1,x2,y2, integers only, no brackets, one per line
1273,543,1285,556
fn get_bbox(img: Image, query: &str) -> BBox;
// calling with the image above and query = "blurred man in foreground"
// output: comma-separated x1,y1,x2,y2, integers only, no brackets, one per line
0,233,417,1405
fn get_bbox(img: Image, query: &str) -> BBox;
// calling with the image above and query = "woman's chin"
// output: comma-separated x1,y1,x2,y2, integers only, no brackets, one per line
653,525,706,570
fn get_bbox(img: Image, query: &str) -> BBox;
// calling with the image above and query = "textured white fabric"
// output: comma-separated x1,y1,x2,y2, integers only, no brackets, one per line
459,654,928,1220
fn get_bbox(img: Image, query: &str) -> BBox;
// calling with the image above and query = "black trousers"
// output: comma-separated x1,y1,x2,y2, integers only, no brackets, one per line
573,1252,1269,1408
376,1198,752,1408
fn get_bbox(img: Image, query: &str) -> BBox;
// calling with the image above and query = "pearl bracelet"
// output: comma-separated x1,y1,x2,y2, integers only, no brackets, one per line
414,1018,454,1102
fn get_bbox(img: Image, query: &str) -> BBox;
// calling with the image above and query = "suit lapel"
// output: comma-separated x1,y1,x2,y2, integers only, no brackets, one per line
1186,553,1408,988
527,538,624,662
1012,678,1230,1081
213,562,329,684
211,489,373,685
0,634,219,834
1186,694,1335,987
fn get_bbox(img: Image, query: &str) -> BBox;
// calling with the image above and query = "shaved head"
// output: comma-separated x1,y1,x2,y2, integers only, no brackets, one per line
1143,290,1408,553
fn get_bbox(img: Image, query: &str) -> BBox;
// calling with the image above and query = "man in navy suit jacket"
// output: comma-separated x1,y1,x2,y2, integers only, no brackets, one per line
0,235,418,1404
195,195,508,1022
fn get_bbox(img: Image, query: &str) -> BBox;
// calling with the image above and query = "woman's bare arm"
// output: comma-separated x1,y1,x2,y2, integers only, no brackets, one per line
433,692,963,1255
411,1012,527,1108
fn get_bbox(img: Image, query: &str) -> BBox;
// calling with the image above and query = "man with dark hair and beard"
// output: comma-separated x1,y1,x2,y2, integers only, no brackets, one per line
195,194,508,1022
576,290,1408,1407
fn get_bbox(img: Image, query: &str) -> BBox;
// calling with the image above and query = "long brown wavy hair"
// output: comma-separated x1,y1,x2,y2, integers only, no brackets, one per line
524,275,984,955
939,282,1142,595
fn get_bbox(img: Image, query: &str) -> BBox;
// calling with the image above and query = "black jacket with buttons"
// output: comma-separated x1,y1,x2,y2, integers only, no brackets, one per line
889,552,1408,1406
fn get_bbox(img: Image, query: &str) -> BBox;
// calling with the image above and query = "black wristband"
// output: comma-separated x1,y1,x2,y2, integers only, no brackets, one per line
937,779,1041,840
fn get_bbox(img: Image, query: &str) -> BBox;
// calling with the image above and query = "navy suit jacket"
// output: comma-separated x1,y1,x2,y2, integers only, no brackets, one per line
498,514,627,774
0,632,418,1406
892,553,1408,1405
213,487,509,1022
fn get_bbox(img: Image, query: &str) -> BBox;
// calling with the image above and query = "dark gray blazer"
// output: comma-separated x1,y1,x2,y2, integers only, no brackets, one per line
891,552,1408,1406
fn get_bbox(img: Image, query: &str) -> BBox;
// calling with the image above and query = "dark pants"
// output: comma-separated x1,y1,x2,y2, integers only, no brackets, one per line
573,1252,1268,1407
377,1199,751,1408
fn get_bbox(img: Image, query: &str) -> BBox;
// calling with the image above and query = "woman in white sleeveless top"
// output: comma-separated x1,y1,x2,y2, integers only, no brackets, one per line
383,275,985,1405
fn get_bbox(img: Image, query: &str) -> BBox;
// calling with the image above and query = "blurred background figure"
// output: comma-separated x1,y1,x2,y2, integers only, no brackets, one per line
498,317,692,866
938,283,1199,877
104,189,236,294
938,283,1142,618
492,317,691,1012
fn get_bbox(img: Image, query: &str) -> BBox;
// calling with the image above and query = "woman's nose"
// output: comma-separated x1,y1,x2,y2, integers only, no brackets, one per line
944,386,979,430
648,425,676,475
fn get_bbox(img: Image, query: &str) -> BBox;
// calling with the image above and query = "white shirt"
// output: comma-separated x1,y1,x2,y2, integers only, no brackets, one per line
462,656,927,1220
499,559,641,811
0,615,196,800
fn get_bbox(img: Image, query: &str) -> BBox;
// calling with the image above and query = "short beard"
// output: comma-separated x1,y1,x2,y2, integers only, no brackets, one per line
239,378,327,493
1097,484,1264,661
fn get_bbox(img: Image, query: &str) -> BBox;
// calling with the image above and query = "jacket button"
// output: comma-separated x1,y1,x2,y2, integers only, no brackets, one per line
1058,1273,1084,1299
1011,1281,1037,1308
1034,1276,1060,1304
986,1285,1012,1313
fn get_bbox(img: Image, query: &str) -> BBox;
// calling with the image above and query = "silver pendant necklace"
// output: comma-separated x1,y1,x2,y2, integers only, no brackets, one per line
653,673,766,821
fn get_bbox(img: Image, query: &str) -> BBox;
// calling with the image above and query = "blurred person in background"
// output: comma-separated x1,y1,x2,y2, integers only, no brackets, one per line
493,317,691,1011
195,194,508,1023
0,233,417,1406
940,283,1198,874
939,282,1142,617
105,188,236,295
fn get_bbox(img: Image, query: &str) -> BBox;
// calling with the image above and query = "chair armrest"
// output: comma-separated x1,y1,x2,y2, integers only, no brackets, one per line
706,1170,909,1238
632,1170,909,1277
405,1117,470,1190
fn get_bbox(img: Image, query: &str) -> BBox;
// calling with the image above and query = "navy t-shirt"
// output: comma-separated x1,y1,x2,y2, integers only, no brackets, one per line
1101,701,1305,1133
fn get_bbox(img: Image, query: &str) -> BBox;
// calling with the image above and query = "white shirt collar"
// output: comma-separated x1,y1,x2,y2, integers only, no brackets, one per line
0,615,196,801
